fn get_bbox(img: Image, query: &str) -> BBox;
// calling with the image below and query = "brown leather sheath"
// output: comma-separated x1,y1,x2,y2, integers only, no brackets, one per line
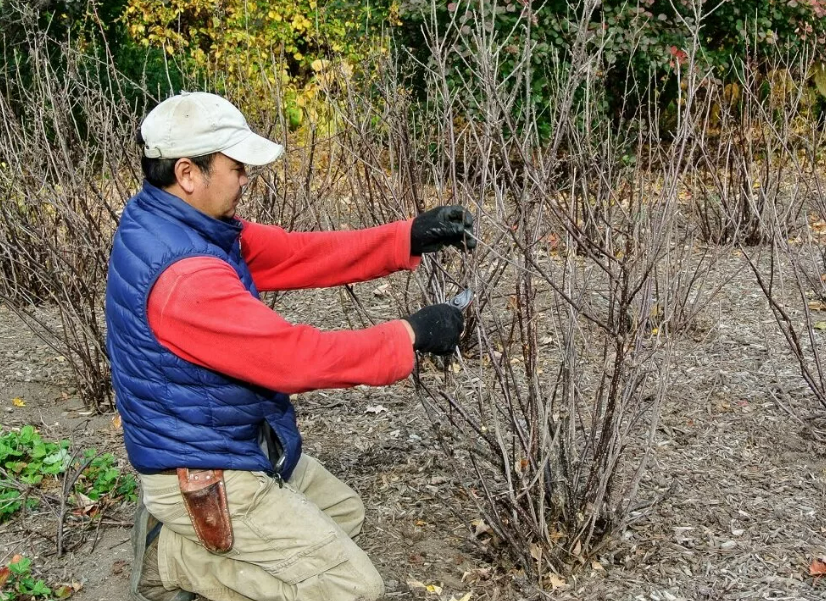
177,468,233,553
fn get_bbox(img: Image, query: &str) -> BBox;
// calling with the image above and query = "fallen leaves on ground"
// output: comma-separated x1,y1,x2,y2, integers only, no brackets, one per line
810,558,826,578
547,573,566,590
470,518,491,537
460,567,491,583
52,582,81,599
407,580,471,601
406,580,441,594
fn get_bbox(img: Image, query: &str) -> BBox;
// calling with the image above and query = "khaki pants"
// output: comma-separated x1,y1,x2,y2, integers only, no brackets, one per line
140,455,384,601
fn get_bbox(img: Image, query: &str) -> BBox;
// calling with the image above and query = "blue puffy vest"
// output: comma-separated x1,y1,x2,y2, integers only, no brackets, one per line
105,182,301,479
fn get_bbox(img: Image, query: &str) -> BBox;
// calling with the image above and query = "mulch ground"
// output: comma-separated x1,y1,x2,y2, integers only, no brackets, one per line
1,248,825,601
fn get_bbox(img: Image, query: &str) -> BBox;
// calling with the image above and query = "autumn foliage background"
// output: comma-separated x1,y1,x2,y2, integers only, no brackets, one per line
4,0,826,133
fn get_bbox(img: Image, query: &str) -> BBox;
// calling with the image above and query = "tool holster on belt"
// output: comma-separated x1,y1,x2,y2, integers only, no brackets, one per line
177,468,233,553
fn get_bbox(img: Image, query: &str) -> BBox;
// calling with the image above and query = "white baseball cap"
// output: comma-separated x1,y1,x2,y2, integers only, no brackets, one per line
140,91,284,165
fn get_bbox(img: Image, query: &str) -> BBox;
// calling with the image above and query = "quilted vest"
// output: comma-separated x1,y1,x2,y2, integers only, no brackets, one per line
105,182,301,479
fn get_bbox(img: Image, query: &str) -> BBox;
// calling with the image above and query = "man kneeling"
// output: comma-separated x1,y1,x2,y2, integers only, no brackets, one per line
105,92,475,601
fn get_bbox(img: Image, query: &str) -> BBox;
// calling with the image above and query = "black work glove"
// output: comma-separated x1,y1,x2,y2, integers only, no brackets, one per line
410,205,476,256
404,304,464,355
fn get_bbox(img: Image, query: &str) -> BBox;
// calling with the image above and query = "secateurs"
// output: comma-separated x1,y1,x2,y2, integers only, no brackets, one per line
449,288,473,311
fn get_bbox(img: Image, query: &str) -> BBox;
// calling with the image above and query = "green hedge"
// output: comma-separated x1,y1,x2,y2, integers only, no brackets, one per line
394,0,826,136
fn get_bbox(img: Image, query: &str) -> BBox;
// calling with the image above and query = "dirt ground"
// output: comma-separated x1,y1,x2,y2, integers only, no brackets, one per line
1,250,825,601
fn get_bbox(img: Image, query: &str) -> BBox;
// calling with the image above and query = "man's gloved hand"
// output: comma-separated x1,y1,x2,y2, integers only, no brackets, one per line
404,304,464,355
411,206,476,256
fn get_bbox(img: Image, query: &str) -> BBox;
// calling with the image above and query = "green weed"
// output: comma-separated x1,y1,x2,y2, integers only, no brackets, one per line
0,426,137,523
0,555,52,600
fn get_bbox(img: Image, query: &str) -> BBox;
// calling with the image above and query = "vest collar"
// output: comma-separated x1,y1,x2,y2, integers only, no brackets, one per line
139,181,242,253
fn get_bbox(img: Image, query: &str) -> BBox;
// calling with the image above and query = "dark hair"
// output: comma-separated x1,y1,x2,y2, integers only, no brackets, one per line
136,129,215,188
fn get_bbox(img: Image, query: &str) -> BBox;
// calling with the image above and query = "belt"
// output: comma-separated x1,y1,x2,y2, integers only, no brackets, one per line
139,469,178,476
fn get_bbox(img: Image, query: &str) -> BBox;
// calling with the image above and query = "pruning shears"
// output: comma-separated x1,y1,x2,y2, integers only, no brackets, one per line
449,288,473,311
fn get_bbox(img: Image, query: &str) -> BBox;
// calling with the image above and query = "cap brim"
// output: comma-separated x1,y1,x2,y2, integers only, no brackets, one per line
221,132,284,166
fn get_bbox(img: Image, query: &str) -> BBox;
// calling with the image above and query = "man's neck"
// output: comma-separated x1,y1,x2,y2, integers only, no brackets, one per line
164,183,211,218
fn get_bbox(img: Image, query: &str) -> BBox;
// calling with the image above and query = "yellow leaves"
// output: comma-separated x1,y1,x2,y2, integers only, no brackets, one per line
388,0,403,26
813,63,826,99
12,397,25,407
290,14,312,32
121,0,380,119
405,581,436,594
406,580,471,601
311,59,330,72
722,82,741,106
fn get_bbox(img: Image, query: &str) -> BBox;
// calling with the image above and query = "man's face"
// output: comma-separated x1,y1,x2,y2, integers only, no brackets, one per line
190,153,249,220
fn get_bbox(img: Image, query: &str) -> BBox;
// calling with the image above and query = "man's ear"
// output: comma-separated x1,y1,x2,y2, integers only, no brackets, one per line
174,158,197,194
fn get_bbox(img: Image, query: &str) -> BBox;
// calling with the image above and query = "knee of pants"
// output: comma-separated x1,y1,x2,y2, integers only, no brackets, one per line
338,494,366,538
352,561,384,601
349,496,366,528
305,556,384,601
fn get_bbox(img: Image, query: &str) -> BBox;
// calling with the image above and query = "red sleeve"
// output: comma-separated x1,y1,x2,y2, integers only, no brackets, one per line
240,219,421,292
147,257,415,394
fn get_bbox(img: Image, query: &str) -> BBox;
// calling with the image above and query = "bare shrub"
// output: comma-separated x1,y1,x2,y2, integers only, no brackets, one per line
688,52,812,246
312,0,728,580
0,7,144,409
735,52,826,433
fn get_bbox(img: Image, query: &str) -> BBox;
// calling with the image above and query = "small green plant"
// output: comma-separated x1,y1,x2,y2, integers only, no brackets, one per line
0,427,69,521
76,450,137,504
0,426,137,523
0,555,52,600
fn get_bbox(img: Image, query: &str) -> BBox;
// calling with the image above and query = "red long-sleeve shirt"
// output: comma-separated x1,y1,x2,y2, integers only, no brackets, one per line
146,219,420,395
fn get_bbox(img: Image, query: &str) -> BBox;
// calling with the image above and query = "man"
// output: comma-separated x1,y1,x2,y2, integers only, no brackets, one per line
105,91,475,601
